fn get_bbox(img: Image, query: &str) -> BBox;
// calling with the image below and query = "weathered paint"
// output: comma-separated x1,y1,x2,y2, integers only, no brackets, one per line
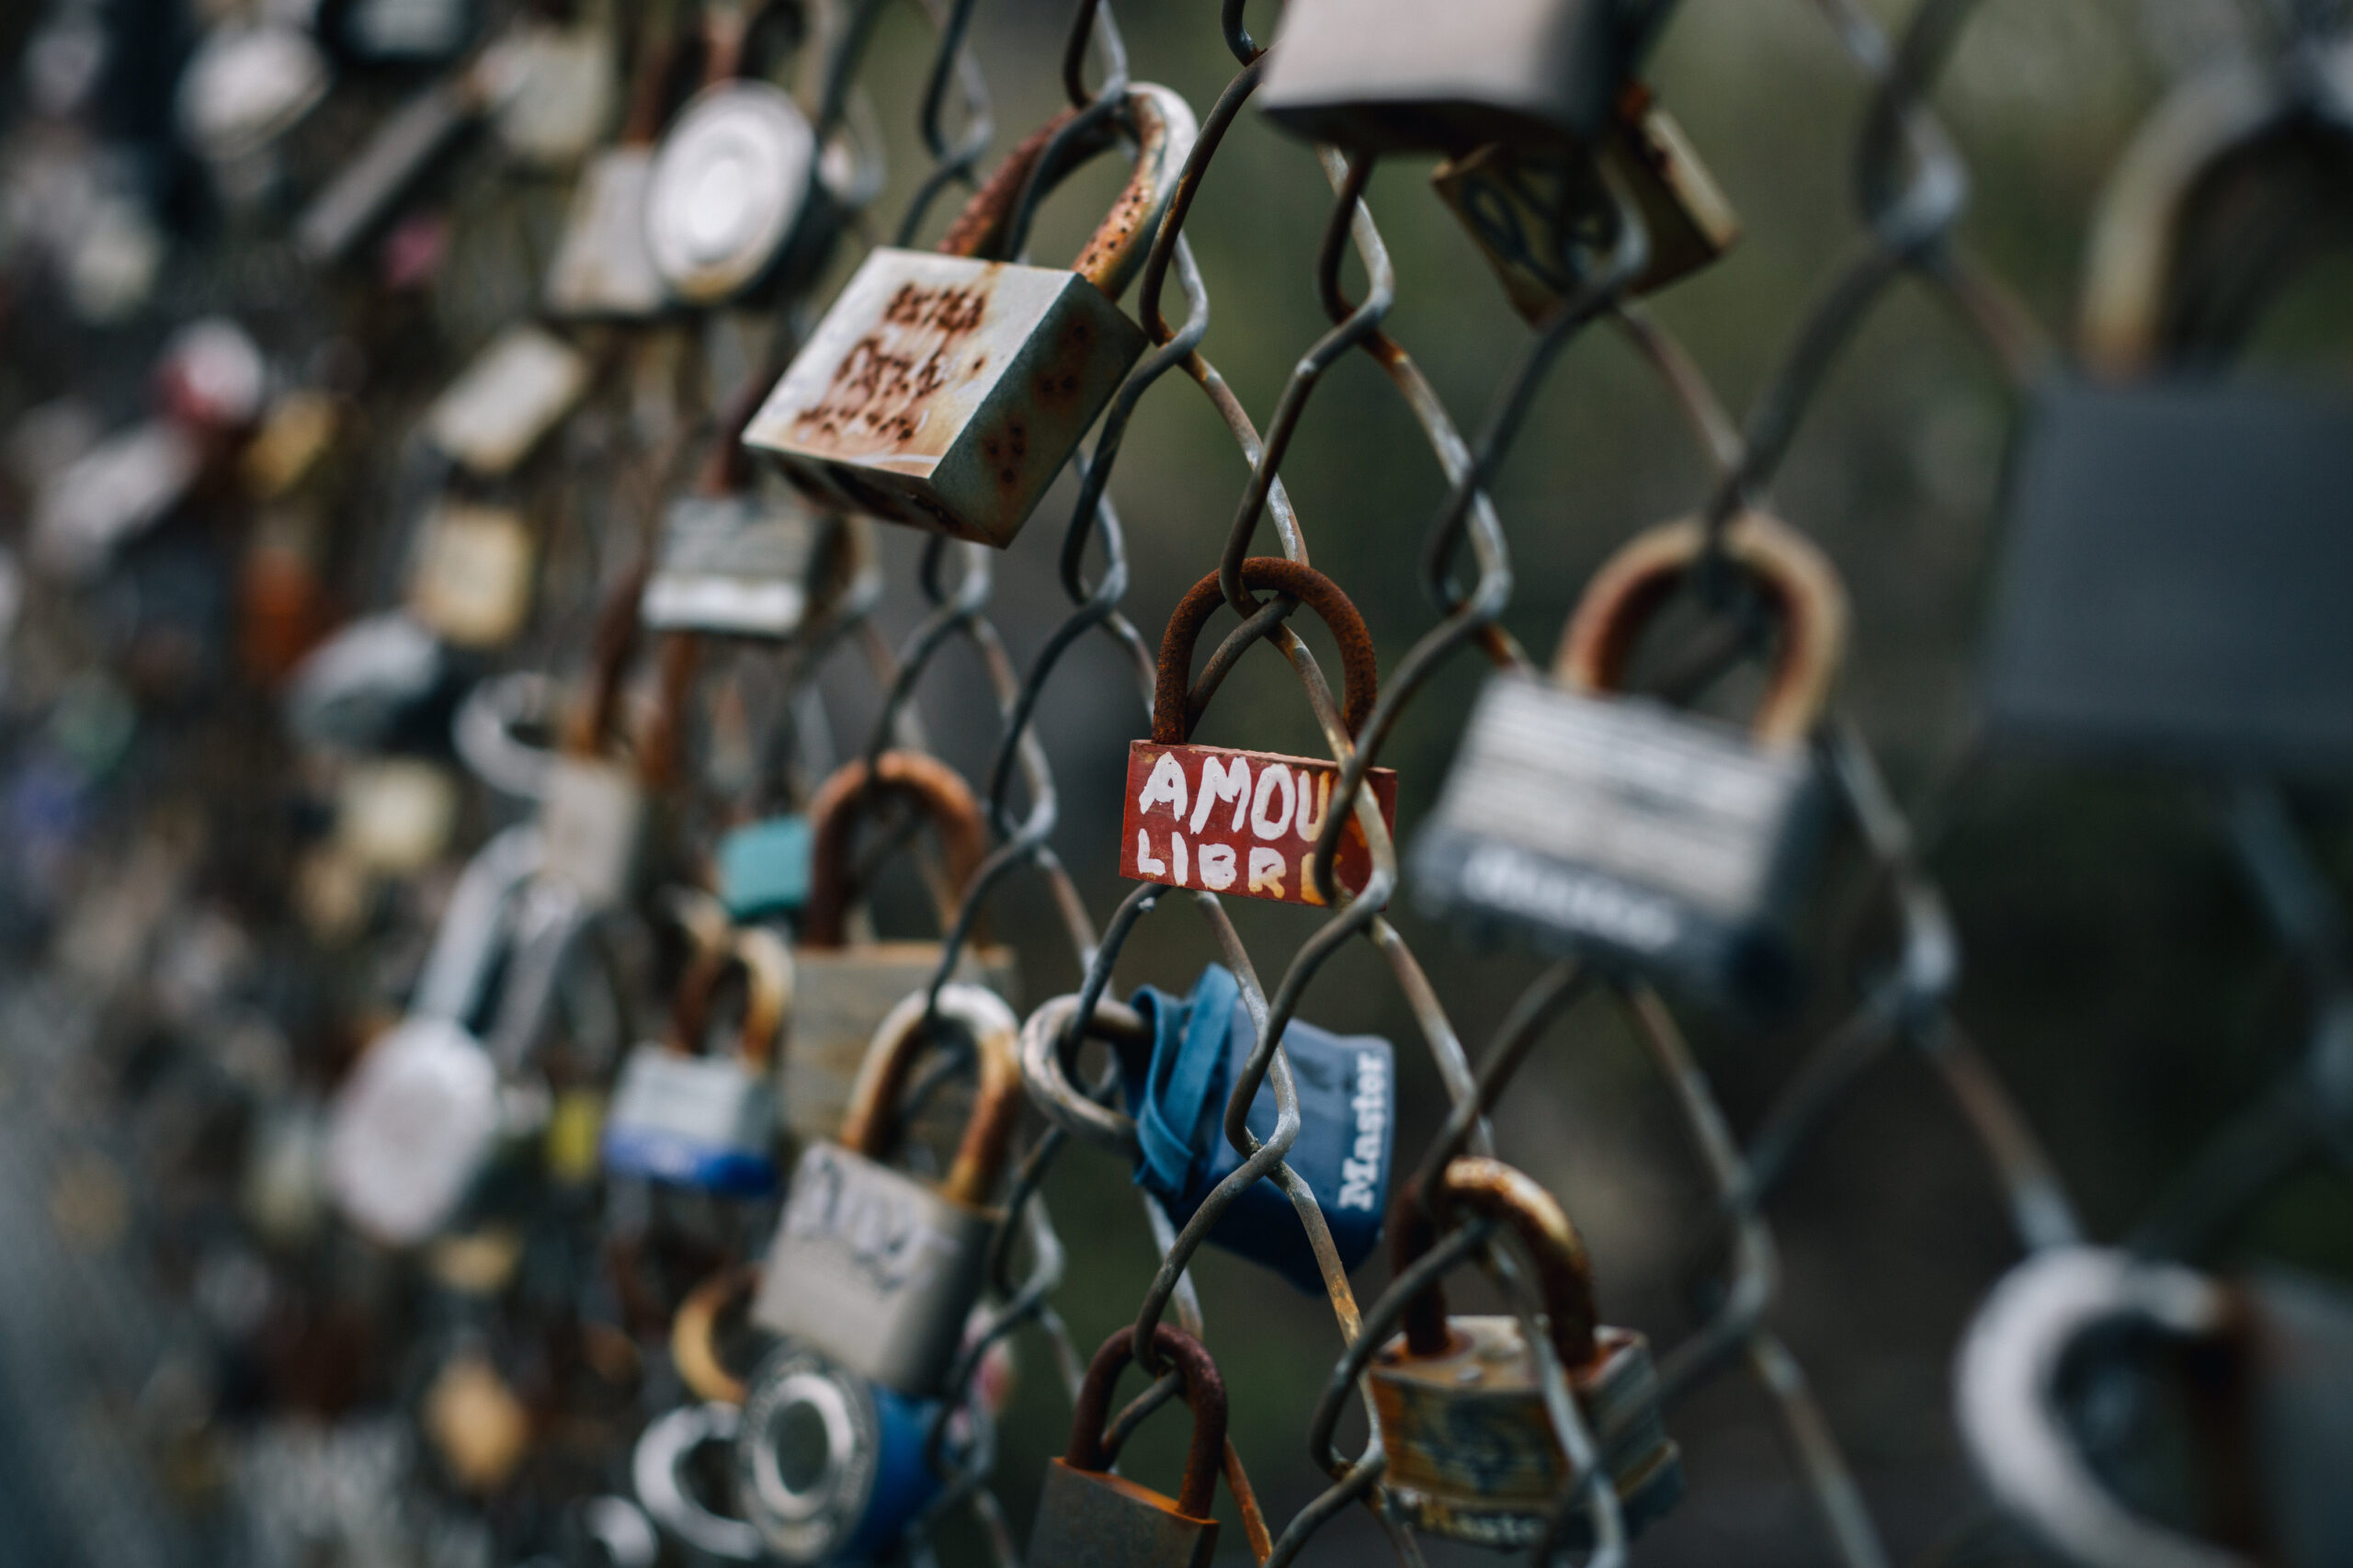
1118,740,1398,908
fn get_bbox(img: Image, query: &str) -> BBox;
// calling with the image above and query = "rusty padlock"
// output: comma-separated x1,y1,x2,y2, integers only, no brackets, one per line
784,750,1014,1149
538,569,675,912
749,982,1022,1398
1412,512,1849,1016
1370,1156,1682,1549
602,927,792,1196
1120,558,1399,909
742,82,1198,546
1433,82,1740,319
643,1,839,308
1028,1324,1228,1568
1259,0,1637,153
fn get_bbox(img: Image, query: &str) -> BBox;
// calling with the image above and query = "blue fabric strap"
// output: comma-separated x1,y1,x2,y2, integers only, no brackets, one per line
1131,965,1239,1194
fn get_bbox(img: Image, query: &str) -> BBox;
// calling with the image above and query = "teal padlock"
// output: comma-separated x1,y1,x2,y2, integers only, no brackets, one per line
717,815,813,924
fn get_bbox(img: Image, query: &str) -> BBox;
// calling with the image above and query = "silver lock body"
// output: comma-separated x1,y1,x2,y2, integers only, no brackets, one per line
540,756,647,911
602,1044,778,1194
425,324,591,478
546,147,666,318
743,249,1145,547
751,1142,995,1397
1258,0,1626,152
641,493,824,639
632,1403,765,1562
1412,671,1829,1012
324,1014,504,1245
645,82,821,306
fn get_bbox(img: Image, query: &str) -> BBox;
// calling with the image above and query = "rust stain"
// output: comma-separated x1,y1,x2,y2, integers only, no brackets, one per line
788,278,995,457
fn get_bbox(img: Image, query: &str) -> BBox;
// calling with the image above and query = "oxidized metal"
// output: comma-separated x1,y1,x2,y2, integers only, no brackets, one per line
1028,1325,1225,1568
1412,511,1848,1015
743,84,1198,547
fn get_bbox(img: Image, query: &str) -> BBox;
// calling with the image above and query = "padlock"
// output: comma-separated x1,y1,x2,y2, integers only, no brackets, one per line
741,82,1198,546
1259,0,1633,153
486,14,617,170
1957,1246,2353,1568
1120,558,1399,909
537,573,658,911
333,0,476,64
601,927,791,1195
731,1339,955,1564
324,824,540,1245
642,1,836,308
671,1264,763,1406
334,756,460,875
716,812,813,923
175,20,330,171
633,1402,766,1562
751,983,1021,1397
406,498,537,649
1370,1156,1683,1549
1109,964,1392,1293
1432,83,1739,320
1411,511,1849,1016
423,325,592,479
286,611,457,754
295,64,487,265
1028,1324,1227,1568
1985,49,2353,769
546,11,683,318
784,750,1014,1148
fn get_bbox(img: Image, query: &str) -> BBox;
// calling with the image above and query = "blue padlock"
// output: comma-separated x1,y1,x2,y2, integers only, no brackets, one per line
717,813,813,924
733,1341,957,1563
600,930,790,1197
1122,966,1394,1293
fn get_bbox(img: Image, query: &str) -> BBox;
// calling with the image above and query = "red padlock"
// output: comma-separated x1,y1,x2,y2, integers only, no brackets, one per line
1120,559,1398,908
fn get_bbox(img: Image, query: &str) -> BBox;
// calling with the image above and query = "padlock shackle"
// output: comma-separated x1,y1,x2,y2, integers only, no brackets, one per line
1152,557,1381,745
1063,1324,1228,1522
798,751,989,949
1391,1157,1601,1372
669,926,794,1070
839,983,1022,1210
1554,511,1847,749
671,1263,760,1406
935,83,1197,301
2079,45,2353,379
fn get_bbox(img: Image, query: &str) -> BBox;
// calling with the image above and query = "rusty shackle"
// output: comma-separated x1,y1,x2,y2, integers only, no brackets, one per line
1063,1324,1229,1522
564,562,654,760
798,751,990,949
1153,557,1381,746
840,983,1023,1211
1391,1156,1601,1373
1555,511,1848,750
935,83,1198,302
668,926,794,1072
670,1263,761,1406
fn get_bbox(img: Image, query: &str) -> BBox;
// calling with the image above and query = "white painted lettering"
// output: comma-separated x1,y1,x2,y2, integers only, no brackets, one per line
1247,846,1286,898
1137,751,1188,819
1171,832,1188,886
1294,770,1330,842
1190,755,1250,835
1250,763,1296,840
1198,842,1237,891
1135,829,1166,878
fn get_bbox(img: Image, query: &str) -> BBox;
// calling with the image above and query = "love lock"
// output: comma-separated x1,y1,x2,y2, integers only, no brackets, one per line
743,83,1197,546
1029,1325,1228,1568
1412,511,1850,1017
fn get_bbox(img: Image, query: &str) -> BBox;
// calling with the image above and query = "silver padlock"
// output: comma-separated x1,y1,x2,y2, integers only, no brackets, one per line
1259,0,1633,153
286,612,452,753
741,83,1196,547
324,824,541,1245
1958,1246,2353,1568
602,927,791,1195
175,21,330,170
632,1403,765,1562
546,17,685,319
641,491,833,639
751,983,1022,1398
422,325,591,479
538,574,661,910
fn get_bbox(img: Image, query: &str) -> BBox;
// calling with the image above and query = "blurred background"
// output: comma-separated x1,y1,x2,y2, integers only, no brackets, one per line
0,0,2346,1564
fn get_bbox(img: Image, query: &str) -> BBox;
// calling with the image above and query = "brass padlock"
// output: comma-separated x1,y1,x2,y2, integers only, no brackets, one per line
1412,512,1849,1016
1433,84,1739,320
742,83,1197,546
1028,1324,1227,1568
1259,0,1632,153
1370,1156,1683,1549
405,498,537,649
784,750,1014,1150
750,982,1022,1397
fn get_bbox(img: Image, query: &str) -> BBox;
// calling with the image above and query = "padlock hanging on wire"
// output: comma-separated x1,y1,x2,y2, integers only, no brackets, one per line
741,83,1199,546
1120,559,1399,910
1028,1324,1231,1568
1412,511,1850,1017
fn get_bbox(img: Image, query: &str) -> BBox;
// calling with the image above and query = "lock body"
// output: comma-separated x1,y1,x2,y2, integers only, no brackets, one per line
540,756,648,911
641,493,826,639
1120,741,1399,909
324,1016,505,1245
717,815,813,923
1028,1460,1219,1568
601,1045,778,1196
1370,1316,1682,1548
744,249,1146,546
1259,0,1627,152
1413,671,1829,1014
645,82,824,307
784,943,1015,1148
425,326,592,478
751,1142,995,1396
546,148,666,317
1987,383,2353,769
408,501,535,649
1433,97,1738,320
733,1343,946,1564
